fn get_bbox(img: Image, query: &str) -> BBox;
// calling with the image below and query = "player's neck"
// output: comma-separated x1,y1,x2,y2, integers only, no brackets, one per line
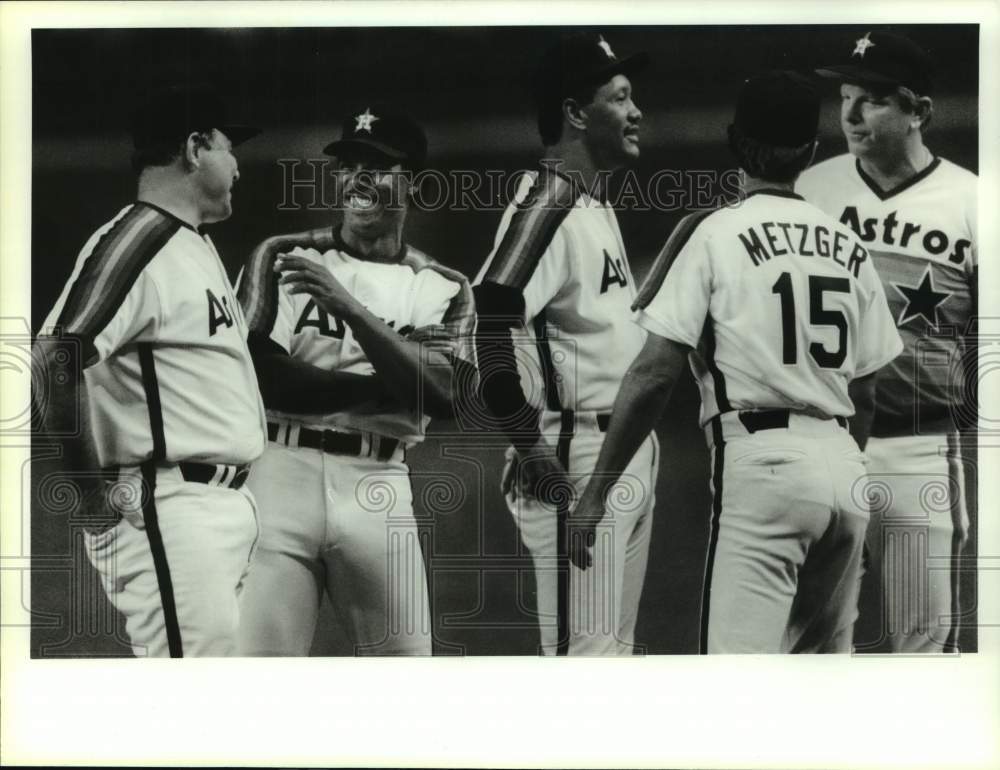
857,138,932,192
741,175,795,196
338,222,405,263
541,142,612,198
137,171,203,229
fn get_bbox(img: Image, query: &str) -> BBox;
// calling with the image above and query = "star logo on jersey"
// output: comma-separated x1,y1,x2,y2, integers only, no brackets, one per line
354,108,379,134
597,36,615,59
853,32,876,58
892,265,951,330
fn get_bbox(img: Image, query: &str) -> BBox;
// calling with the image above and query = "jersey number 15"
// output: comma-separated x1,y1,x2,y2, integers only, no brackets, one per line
772,272,850,369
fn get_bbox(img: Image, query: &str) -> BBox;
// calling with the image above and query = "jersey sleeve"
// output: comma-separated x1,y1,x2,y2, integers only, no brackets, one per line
854,261,904,378
55,271,162,368
475,171,579,322
966,173,978,274
410,268,476,364
633,212,714,347
237,243,311,353
44,204,178,368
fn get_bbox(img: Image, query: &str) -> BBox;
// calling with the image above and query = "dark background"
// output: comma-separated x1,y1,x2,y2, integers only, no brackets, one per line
30,25,979,656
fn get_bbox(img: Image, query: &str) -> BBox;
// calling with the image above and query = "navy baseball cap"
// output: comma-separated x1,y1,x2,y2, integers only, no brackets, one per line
131,83,261,150
816,31,934,95
534,32,649,102
323,107,428,169
732,71,821,147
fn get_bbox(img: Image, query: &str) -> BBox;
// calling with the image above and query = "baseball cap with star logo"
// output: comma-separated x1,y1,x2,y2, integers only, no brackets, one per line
533,31,649,104
322,107,428,169
816,31,934,95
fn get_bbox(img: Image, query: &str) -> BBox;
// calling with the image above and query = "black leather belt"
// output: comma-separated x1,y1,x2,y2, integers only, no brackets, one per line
179,461,250,490
560,411,612,432
736,409,847,433
268,422,401,461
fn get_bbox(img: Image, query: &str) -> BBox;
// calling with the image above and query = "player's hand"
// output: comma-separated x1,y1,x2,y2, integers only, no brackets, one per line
503,437,571,506
275,254,361,319
77,475,127,535
567,492,604,570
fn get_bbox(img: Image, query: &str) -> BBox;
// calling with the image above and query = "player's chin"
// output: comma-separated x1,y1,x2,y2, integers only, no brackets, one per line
343,208,388,235
620,139,641,163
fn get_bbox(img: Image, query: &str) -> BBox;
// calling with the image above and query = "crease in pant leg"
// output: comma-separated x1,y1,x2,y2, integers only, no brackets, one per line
709,435,821,654
788,511,868,653
239,444,325,656
877,435,960,653
238,548,323,656
614,435,658,654
326,458,430,656
507,483,558,655
85,513,169,658
789,437,869,653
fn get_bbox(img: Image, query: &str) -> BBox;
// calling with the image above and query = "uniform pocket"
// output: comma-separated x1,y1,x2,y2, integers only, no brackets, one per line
730,447,809,466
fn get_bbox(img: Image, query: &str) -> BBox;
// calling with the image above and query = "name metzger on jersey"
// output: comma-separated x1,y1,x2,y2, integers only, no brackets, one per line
737,220,869,277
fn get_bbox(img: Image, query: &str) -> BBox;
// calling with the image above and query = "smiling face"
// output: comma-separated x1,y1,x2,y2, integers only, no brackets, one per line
581,73,643,169
839,82,915,162
194,128,240,223
336,148,411,240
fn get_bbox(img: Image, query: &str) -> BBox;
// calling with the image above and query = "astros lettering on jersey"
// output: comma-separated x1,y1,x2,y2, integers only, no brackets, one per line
240,232,475,442
475,165,658,656
797,155,977,436
476,167,646,412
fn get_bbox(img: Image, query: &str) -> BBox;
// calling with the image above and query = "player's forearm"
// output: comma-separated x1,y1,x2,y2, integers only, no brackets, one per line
32,339,105,499
586,359,676,503
472,282,541,448
341,305,454,418
261,226,335,255
474,320,541,449
251,345,388,413
847,373,877,451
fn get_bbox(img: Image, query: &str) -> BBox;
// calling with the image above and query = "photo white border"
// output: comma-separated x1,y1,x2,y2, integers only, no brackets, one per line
2,2,998,767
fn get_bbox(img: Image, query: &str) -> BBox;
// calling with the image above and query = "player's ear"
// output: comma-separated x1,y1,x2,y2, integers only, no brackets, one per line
805,139,819,169
183,132,203,170
913,96,934,131
563,98,588,132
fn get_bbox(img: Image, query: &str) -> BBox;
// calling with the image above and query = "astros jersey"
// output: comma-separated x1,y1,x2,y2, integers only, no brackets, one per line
797,155,977,436
238,234,475,443
634,190,902,426
40,202,267,466
474,168,645,412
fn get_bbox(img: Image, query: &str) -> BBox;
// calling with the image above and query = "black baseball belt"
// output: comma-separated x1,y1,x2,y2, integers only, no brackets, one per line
178,461,250,489
726,408,847,434
267,421,402,461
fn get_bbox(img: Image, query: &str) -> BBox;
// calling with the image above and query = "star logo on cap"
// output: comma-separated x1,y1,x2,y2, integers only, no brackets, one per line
892,265,951,330
354,108,379,134
597,35,615,59
853,32,876,58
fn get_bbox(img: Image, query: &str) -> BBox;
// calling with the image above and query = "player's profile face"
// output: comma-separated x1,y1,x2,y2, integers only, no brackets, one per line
839,83,914,160
195,128,240,223
582,73,643,169
337,152,410,239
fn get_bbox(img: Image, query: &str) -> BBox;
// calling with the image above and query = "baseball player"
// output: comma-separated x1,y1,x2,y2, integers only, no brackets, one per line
797,31,978,653
33,84,267,657
571,71,903,654
473,32,655,655
235,108,476,656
